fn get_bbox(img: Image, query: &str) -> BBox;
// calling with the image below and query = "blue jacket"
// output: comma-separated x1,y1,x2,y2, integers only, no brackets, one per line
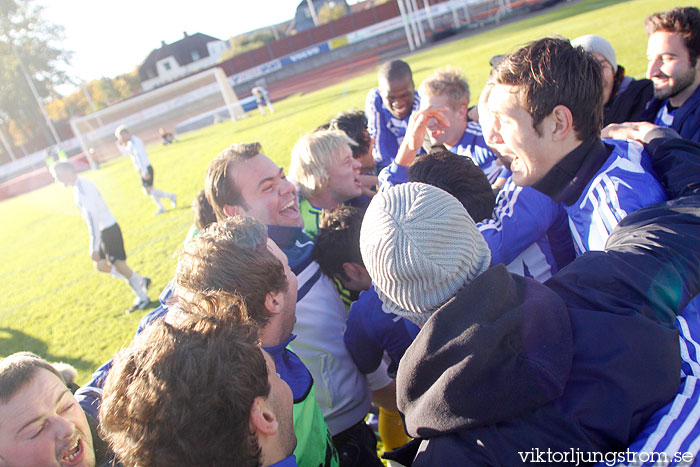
641,83,700,143
343,286,420,376
449,121,503,184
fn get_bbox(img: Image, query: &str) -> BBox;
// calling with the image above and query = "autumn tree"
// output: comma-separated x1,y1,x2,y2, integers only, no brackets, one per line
0,0,70,156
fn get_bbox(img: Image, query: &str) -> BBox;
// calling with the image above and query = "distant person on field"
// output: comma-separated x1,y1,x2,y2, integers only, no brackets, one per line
571,34,654,126
252,85,275,116
115,125,177,215
365,60,420,171
0,352,115,467
100,305,297,467
183,188,216,245
50,161,150,314
158,127,177,145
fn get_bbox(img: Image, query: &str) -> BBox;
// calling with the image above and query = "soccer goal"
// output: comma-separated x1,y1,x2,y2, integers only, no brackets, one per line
70,67,245,167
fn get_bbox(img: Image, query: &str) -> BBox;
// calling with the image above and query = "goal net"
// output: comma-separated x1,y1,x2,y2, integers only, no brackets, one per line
70,67,245,167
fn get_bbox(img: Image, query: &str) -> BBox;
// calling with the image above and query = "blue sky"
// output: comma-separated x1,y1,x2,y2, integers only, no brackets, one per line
42,1,359,86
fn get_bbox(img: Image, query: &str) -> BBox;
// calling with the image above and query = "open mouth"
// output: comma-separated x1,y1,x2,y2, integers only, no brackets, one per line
61,437,83,465
280,199,299,218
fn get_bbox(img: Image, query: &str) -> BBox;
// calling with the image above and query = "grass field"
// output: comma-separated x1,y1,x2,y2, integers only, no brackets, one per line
1,0,698,384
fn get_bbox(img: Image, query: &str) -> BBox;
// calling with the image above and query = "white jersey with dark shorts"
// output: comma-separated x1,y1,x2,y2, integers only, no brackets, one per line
73,178,125,262
121,136,154,187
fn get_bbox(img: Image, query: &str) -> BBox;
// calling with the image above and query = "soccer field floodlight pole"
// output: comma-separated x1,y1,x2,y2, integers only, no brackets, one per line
398,0,417,51
410,0,427,44
423,0,436,31
405,0,424,47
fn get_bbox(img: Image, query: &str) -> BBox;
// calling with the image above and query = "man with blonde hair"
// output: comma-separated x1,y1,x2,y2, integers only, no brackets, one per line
289,130,363,238
419,66,501,183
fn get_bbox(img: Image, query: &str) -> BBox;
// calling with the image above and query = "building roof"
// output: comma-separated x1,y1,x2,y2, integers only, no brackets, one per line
138,32,222,81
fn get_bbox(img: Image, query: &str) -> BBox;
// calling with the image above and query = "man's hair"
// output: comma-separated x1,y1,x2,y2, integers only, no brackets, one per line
0,352,65,403
494,37,604,141
408,149,495,222
49,160,75,177
192,189,216,231
289,130,357,200
205,142,262,222
419,66,470,109
378,59,413,83
114,124,128,138
313,206,366,280
100,302,269,467
330,110,371,160
645,7,700,65
175,216,287,328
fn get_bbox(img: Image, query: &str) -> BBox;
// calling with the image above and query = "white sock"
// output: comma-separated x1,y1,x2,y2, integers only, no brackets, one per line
111,265,127,281
151,194,165,210
128,273,147,301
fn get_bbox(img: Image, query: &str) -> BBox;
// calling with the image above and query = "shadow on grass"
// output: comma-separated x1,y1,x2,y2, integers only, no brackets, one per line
0,327,93,372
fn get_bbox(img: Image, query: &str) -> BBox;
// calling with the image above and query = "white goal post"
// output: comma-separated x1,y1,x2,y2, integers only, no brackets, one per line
70,67,245,168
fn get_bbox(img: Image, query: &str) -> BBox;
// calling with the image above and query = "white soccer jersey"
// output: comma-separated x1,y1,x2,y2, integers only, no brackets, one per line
73,178,117,253
122,136,151,176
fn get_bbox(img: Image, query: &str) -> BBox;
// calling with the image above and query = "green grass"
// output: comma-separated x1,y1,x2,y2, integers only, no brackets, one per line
1,0,698,383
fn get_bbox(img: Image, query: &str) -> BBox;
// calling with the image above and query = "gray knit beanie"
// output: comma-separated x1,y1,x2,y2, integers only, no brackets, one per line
360,183,491,326
571,34,618,73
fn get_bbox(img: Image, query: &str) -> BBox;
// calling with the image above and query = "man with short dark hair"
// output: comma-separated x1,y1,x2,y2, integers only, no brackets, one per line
203,143,384,466
0,352,112,467
640,6,700,142
100,304,297,467
485,37,700,463
365,60,420,170
174,216,337,467
329,110,376,174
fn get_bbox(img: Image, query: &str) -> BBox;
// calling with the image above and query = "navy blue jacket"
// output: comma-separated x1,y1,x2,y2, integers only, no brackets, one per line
640,84,700,143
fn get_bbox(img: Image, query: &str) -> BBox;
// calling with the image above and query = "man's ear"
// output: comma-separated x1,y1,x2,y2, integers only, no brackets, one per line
265,291,283,316
249,396,279,436
458,103,468,121
223,204,244,218
550,105,574,142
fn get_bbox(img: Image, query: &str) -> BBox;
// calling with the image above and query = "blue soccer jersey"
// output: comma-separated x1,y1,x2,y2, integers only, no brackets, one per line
449,121,503,185
479,177,573,283
365,88,420,169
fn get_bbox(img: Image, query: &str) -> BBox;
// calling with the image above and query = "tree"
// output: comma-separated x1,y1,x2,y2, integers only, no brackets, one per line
0,0,70,151
318,2,348,24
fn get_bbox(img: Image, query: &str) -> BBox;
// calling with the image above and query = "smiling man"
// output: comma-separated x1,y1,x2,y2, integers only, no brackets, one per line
640,7,700,141
486,36,700,465
205,143,385,466
0,352,111,467
365,60,420,170
289,130,363,238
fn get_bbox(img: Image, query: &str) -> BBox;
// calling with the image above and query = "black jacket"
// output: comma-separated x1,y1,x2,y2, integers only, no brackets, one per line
398,134,700,466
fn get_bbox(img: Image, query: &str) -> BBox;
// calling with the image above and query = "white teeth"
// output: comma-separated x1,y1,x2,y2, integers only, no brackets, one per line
62,439,80,462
